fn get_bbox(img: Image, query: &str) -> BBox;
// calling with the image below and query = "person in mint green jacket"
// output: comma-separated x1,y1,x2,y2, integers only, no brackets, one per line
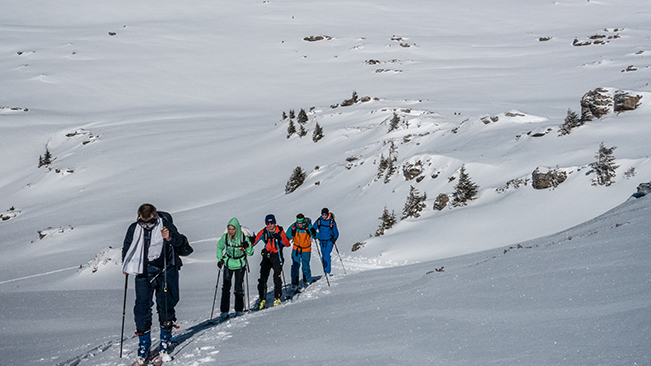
217,217,254,319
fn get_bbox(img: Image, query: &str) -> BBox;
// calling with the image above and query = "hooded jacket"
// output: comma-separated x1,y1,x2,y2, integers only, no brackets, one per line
287,219,316,252
217,217,254,270
315,212,339,242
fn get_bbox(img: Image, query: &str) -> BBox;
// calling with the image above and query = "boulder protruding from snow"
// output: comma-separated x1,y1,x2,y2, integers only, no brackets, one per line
581,88,613,121
614,91,642,112
581,88,643,121
636,182,651,197
532,167,567,190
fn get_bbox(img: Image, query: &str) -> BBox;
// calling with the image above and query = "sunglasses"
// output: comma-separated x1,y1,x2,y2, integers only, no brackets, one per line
266,222,276,226
138,217,158,230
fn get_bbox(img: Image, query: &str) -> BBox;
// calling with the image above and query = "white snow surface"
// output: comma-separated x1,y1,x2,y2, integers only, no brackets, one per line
1,0,650,364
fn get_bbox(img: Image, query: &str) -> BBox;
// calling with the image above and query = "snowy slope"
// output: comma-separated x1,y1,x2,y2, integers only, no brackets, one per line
1,0,650,364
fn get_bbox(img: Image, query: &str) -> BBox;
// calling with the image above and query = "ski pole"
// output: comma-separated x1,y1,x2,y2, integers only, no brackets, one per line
119,274,129,358
313,238,330,287
163,232,169,327
332,241,347,275
244,255,250,311
274,234,290,299
210,265,222,320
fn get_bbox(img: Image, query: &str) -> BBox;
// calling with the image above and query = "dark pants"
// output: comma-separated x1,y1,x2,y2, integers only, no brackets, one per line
221,267,246,313
258,252,283,300
134,264,179,332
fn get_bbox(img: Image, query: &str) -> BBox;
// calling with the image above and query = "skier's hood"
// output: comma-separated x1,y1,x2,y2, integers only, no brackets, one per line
227,217,242,243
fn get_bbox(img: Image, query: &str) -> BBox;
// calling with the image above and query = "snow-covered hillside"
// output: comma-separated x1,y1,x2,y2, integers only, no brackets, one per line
1,0,650,364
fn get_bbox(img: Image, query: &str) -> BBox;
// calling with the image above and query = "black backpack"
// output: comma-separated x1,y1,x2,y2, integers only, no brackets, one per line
158,211,193,257
176,234,194,256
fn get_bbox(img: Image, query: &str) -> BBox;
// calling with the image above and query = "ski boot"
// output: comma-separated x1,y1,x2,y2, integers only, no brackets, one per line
235,311,243,317
273,298,281,306
158,321,174,362
135,329,151,365
220,312,229,320
257,299,266,310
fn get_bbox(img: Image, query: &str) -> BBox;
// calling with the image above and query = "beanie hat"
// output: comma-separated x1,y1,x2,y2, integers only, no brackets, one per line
265,214,276,224
296,213,305,223
321,207,329,215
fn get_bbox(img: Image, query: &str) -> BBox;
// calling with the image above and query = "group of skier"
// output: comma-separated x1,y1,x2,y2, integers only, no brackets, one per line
121,204,339,365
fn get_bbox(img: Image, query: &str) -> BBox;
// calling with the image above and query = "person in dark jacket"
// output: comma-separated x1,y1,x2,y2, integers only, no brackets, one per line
252,214,290,309
315,208,339,275
122,203,183,365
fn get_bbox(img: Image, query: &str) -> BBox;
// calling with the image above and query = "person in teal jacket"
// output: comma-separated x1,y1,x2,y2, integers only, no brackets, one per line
216,217,254,319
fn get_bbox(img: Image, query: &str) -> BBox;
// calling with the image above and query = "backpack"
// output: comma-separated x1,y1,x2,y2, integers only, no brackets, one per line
158,211,193,257
317,212,335,229
176,234,194,256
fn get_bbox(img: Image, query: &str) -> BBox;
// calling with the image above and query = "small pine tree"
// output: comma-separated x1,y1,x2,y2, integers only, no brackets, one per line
282,111,288,120
592,142,619,186
388,112,400,132
375,206,397,236
285,166,307,194
289,109,295,120
558,109,582,136
287,119,297,138
39,147,53,168
401,185,427,219
298,124,308,138
312,122,324,142
383,141,398,183
384,157,396,183
376,154,389,179
297,108,309,125
453,164,479,206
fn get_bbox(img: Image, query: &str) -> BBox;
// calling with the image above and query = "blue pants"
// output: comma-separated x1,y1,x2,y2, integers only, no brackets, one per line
319,240,333,274
134,264,179,332
291,249,312,285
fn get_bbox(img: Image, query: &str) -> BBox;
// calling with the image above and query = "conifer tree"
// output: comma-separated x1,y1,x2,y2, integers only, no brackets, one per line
383,141,398,183
298,124,308,138
297,108,309,125
375,206,397,236
312,121,324,142
38,147,53,168
376,154,389,179
287,119,296,138
558,109,582,136
289,109,295,120
592,142,619,186
285,166,307,194
452,164,479,206
388,112,400,132
282,111,288,120
401,185,427,219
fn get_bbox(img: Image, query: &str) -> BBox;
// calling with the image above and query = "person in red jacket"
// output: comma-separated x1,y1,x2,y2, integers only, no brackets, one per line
253,214,290,309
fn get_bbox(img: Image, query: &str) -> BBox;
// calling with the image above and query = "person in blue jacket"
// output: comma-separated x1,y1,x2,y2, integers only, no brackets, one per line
121,203,183,365
314,208,339,275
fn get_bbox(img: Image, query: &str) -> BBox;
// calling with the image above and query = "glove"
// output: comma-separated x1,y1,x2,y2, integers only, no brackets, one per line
217,260,224,269
242,241,249,249
310,228,317,237
332,238,337,244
